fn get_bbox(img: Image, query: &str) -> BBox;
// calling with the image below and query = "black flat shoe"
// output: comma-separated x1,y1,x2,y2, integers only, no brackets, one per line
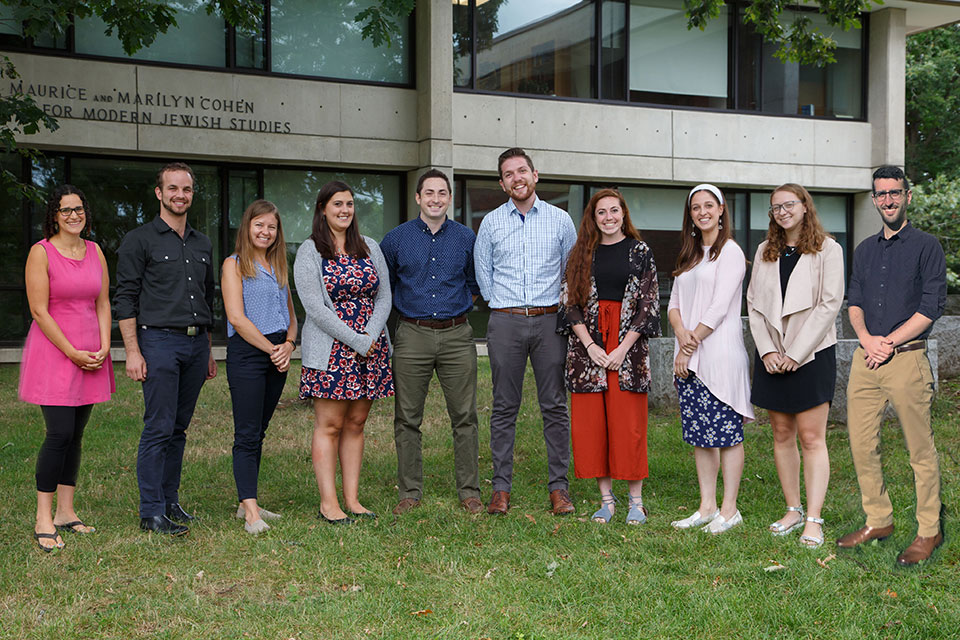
140,515,189,536
318,509,354,525
349,511,377,520
55,520,95,534
165,503,195,523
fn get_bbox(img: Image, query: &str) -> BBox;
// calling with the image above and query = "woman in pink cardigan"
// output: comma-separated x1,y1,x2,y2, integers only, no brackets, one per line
746,184,844,549
668,184,754,535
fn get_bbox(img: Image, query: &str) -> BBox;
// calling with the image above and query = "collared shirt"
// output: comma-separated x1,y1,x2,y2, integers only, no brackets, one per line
847,222,946,339
114,216,215,328
226,257,290,337
380,217,480,319
474,195,577,308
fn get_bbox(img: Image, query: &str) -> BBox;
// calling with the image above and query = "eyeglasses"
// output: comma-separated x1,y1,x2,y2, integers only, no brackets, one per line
57,206,86,217
768,200,800,215
872,189,905,201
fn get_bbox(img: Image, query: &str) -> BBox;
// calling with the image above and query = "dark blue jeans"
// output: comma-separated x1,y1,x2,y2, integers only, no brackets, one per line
136,327,209,518
226,332,288,501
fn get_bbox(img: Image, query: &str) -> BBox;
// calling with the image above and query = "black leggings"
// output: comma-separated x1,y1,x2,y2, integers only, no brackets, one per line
36,405,93,493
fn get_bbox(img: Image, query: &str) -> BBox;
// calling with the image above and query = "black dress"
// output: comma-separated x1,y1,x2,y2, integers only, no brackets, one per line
750,248,836,413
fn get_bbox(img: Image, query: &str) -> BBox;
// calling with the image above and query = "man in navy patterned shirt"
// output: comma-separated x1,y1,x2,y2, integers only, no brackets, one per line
474,148,578,516
380,169,483,515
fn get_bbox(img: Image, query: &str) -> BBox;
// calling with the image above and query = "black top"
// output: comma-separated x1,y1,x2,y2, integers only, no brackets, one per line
114,216,215,328
779,248,801,300
847,222,946,340
593,238,631,300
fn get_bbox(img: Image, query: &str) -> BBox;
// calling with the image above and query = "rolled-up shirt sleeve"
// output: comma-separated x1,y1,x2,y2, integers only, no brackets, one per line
918,237,947,321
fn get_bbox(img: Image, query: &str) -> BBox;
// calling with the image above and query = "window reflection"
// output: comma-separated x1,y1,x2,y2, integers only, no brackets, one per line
475,0,595,98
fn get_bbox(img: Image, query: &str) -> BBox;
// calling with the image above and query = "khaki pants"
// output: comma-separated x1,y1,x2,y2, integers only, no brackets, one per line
846,346,940,536
392,320,480,502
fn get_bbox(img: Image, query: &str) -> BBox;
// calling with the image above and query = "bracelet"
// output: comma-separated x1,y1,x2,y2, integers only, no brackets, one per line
286,339,296,349
585,341,596,350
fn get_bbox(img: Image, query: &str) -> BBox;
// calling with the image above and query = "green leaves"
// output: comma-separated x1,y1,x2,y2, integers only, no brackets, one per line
686,0,872,66
354,0,415,48
911,177,960,291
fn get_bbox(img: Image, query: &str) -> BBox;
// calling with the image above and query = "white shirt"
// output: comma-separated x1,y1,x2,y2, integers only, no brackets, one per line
668,240,755,422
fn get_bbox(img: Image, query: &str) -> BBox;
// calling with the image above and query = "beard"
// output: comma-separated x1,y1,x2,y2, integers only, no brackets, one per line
879,202,906,231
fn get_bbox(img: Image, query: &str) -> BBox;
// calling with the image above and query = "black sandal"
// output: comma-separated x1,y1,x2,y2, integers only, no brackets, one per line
55,520,95,534
34,531,63,552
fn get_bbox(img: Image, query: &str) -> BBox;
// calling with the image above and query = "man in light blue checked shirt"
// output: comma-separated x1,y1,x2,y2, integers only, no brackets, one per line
474,147,578,516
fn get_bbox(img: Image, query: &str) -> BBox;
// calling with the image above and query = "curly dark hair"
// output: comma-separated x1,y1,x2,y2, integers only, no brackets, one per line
43,184,92,240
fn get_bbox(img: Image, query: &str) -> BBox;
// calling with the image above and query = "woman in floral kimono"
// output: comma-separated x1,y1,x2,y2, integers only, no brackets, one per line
559,188,661,525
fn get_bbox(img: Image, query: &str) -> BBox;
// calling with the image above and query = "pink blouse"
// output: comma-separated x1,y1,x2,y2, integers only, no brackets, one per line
668,241,754,422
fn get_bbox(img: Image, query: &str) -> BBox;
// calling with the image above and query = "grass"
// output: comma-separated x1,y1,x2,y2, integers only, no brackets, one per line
0,360,958,640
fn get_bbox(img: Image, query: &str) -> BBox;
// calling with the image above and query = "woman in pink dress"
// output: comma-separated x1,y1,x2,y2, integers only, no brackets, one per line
20,185,115,551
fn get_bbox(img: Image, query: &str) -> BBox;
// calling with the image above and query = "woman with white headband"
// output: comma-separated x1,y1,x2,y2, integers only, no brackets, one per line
667,184,754,534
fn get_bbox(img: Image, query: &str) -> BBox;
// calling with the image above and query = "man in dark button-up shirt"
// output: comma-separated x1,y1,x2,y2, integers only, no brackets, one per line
839,165,947,566
380,169,483,516
114,162,217,536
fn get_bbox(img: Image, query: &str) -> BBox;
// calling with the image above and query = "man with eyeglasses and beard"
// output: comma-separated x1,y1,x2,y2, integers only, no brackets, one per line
838,165,947,566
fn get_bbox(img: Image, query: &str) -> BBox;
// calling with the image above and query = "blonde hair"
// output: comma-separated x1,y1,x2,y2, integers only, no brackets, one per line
234,200,288,288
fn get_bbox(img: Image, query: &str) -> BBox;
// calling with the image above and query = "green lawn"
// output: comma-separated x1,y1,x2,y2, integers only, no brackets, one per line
0,361,957,639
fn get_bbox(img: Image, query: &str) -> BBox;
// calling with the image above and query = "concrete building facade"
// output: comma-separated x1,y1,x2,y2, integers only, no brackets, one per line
1,0,958,352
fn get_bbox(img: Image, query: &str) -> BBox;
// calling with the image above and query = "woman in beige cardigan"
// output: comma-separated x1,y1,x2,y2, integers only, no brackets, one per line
746,184,844,549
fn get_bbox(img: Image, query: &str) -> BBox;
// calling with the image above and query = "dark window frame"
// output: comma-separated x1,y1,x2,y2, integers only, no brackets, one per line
0,0,415,89
454,0,868,122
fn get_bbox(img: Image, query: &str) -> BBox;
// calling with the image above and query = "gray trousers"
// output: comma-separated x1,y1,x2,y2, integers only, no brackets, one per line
393,320,480,501
486,311,570,492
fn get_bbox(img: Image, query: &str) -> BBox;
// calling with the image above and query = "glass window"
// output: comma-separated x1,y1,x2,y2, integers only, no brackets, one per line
475,0,595,98
0,5,21,36
629,0,728,108
738,9,863,118
453,0,472,88
0,153,24,288
75,0,227,67
600,0,626,101
271,0,411,83
228,170,260,250
749,190,848,265
617,185,686,285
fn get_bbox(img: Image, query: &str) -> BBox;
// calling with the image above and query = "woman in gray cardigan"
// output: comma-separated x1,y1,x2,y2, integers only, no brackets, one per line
294,181,393,524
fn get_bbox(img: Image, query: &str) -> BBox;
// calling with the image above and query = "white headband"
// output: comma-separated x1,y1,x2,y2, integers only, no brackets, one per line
687,183,724,206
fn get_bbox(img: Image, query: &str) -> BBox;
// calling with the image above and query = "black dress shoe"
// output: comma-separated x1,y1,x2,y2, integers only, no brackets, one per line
140,515,189,536
166,503,195,523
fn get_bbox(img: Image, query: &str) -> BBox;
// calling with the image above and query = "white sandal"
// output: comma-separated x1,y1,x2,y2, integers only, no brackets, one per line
768,505,805,536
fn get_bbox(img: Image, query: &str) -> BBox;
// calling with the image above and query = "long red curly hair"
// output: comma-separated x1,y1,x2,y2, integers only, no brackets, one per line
564,188,642,307
761,183,831,262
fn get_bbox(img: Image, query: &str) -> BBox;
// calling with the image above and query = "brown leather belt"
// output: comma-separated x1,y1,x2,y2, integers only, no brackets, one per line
492,305,558,317
894,340,926,354
401,315,467,329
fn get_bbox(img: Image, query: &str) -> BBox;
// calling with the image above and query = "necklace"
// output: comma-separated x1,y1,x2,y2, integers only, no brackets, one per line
781,246,798,257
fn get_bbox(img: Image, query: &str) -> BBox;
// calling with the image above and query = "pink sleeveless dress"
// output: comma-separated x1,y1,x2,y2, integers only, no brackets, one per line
19,239,116,406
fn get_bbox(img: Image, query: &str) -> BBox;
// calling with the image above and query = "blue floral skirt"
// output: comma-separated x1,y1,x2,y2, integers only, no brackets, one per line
675,374,744,448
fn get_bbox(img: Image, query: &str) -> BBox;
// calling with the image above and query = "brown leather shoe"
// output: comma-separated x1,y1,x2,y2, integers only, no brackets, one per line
896,532,943,566
461,497,483,514
836,524,894,548
487,491,510,515
550,489,575,515
392,498,420,515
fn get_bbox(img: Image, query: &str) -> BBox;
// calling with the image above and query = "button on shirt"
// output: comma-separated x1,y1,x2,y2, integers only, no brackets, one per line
114,216,215,328
474,195,577,308
226,257,290,337
380,217,480,319
847,222,946,340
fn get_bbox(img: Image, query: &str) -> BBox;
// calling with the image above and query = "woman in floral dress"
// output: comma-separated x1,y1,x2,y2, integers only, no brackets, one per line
294,181,393,524
668,184,754,535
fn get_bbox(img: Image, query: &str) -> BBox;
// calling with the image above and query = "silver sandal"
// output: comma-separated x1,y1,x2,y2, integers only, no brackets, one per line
769,505,805,536
799,516,825,549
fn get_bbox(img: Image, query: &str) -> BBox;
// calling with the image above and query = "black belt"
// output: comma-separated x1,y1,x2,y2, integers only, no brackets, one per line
141,325,206,336
401,315,467,329
894,340,925,354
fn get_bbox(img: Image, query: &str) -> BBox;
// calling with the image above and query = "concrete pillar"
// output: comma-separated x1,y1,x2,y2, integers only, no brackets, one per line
851,191,879,248
406,0,455,221
868,8,906,169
